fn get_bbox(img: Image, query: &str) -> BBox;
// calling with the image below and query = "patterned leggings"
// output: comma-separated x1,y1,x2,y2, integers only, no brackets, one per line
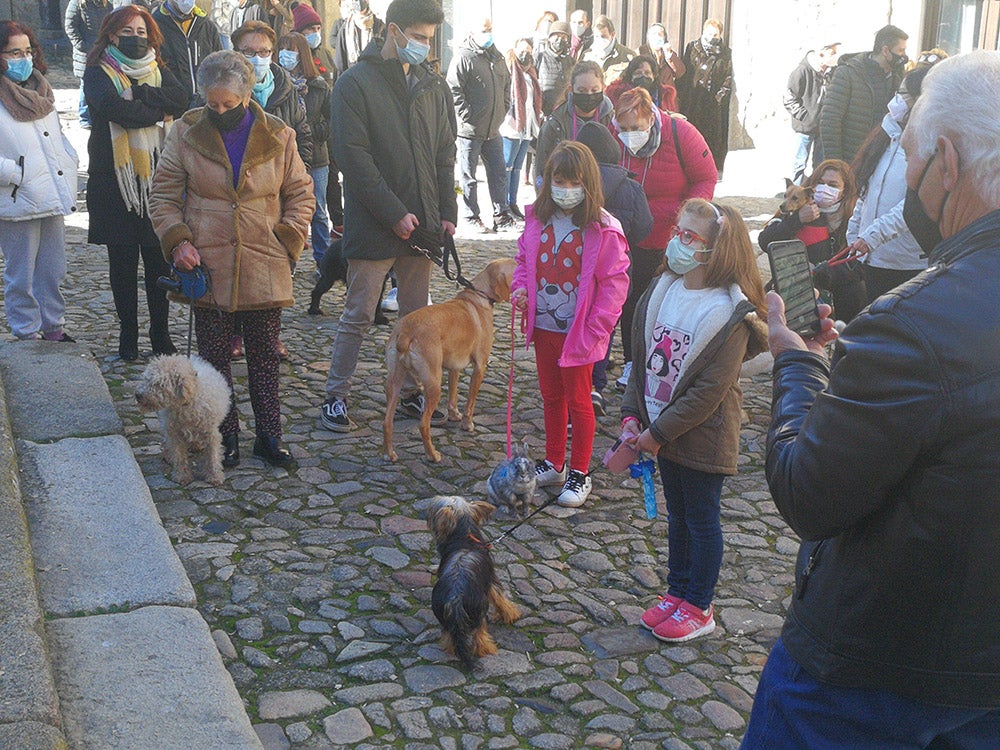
194,306,282,438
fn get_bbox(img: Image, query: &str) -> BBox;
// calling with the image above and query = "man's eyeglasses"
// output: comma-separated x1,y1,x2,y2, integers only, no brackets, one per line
1,48,34,60
239,48,272,57
669,226,709,246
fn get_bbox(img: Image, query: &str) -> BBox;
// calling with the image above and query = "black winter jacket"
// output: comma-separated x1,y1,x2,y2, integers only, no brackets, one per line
534,48,574,116
330,43,457,261
153,5,224,109
767,208,1000,708
83,63,188,246
262,63,313,170
299,76,329,169
819,52,900,164
447,36,511,141
64,0,112,78
783,53,832,135
600,165,653,247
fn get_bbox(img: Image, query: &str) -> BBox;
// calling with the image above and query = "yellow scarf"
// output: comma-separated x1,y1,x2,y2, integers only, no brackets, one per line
99,49,172,216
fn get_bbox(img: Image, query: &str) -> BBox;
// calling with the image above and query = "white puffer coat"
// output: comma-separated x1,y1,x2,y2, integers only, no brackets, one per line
0,98,79,222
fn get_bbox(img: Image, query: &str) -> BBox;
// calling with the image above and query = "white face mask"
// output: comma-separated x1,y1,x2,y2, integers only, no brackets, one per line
595,35,614,55
647,33,666,50
618,128,651,153
551,185,586,210
887,93,909,124
814,183,842,208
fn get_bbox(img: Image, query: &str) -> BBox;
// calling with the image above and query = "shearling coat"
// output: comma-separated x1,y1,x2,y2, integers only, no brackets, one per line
149,101,315,311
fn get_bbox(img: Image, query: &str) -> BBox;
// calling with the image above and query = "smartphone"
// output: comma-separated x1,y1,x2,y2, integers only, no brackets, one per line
767,239,822,337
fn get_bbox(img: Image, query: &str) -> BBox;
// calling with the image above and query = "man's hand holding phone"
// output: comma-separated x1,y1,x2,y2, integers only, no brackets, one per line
767,291,839,357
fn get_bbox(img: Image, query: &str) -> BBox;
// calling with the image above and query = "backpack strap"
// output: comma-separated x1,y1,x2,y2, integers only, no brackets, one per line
671,115,685,173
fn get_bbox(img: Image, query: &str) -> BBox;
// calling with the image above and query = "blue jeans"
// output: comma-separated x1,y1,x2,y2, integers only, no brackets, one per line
309,166,330,265
791,131,823,185
741,638,1000,749
78,81,90,126
502,136,531,211
458,135,508,220
658,457,724,611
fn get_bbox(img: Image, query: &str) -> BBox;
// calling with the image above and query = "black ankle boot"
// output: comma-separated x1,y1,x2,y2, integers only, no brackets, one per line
151,333,178,356
222,433,240,468
252,436,296,468
119,328,139,361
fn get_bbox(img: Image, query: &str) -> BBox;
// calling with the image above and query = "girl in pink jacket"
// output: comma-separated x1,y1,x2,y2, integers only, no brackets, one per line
512,141,630,507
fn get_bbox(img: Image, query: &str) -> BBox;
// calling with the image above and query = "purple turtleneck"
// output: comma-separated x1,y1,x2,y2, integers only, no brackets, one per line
220,107,255,188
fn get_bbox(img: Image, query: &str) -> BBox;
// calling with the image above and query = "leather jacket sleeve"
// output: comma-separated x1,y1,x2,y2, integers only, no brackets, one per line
766,310,943,541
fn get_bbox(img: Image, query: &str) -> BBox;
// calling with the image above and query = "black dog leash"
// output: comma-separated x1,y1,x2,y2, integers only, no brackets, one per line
488,493,561,547
409,231,497,305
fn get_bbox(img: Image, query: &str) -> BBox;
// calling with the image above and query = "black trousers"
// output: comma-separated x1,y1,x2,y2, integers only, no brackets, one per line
107,243,172,348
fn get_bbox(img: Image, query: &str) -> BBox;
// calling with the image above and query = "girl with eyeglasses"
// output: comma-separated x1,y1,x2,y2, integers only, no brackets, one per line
620,197,767,644
0,21,79,342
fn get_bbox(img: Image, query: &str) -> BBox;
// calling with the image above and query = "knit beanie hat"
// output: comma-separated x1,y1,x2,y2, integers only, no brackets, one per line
576,121,621,165
293,3,322,32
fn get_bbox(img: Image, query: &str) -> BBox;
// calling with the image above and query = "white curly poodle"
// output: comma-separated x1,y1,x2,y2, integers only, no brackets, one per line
136,355,232,485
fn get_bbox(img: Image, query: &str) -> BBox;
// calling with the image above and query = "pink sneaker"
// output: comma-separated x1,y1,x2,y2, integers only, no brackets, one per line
640,594,684,631
652,602,716,643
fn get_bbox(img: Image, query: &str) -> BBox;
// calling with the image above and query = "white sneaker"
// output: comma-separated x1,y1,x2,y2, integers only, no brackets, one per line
616,362,632,392
558,470,592,507
381,287,399,312
427,293,433,305
535,459,567,487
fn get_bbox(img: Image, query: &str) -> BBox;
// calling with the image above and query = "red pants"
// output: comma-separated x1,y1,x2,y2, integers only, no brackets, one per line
533,328,595,474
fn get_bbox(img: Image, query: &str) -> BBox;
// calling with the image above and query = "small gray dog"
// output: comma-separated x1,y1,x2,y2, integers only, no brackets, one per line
487,440,536,517
136,355,232,486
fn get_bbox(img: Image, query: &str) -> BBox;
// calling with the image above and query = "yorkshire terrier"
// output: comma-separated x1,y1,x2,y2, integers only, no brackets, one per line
426,496,521,669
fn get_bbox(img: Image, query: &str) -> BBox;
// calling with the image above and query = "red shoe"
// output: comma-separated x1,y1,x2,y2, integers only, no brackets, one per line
230,336,243,359
640,593,683,631
331,225,344,238
275,338,289,360
652,602,716,643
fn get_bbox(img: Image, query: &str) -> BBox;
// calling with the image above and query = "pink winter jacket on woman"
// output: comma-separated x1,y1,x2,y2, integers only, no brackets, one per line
513,206,630,367
614,108,717,251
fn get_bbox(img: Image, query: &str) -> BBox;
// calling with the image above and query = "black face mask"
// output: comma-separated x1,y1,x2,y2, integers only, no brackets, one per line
891,51,909,69
116,35,149,60
207,102,247,132
517,52,530,65
573,90,603,113
633,75,655,91
902,153,945,255
549,37,567,55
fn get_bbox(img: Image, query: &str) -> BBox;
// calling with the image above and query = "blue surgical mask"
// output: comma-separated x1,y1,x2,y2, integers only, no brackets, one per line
4,57,33,83
550,185,585,210
278,49,298,70
395,28,430,66
304,31,321,49
250,55,271,80
172,0,196,16
666,236,711,275
475,32,493,48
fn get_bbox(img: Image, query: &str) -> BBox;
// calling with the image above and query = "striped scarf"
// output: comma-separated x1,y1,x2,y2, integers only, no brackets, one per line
99,46,171,216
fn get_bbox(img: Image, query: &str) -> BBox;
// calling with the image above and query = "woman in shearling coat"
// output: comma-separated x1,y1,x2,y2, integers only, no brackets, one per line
150,50,314,471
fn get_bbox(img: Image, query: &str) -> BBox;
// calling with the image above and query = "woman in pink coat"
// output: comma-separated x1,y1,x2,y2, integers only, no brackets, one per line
512,141,629,508
611,86,716,391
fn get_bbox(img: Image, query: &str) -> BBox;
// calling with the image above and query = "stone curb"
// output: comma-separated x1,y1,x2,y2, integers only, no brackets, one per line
0,359,66,750
0,342,262,750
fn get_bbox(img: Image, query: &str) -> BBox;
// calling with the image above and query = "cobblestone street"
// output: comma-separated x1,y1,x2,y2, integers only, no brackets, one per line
46,186,799,748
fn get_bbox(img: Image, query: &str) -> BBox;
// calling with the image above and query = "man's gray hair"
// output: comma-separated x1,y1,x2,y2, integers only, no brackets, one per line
197,50,256,99
909,50,1000,203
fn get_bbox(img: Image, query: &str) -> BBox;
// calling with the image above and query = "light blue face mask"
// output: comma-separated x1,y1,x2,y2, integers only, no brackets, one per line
250,54,271,80
665,236,712,275
278,49,298,70
304,31,321,49
475,32,493,48
394,27,430,65
4,57,33,83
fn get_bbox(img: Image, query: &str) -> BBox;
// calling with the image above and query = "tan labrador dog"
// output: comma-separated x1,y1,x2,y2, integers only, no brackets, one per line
383,258,515,463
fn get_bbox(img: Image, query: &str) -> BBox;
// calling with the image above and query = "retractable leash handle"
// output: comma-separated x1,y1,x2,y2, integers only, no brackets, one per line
155,265,211,357
825,245,868,268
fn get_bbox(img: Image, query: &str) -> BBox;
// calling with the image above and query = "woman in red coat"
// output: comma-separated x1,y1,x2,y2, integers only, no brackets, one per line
611,86,717,390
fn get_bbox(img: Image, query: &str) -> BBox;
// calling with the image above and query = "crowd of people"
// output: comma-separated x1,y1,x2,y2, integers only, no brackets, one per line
3,1,1000,742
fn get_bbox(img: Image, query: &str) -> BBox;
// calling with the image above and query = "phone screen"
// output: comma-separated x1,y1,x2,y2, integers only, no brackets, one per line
768,240,822,336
